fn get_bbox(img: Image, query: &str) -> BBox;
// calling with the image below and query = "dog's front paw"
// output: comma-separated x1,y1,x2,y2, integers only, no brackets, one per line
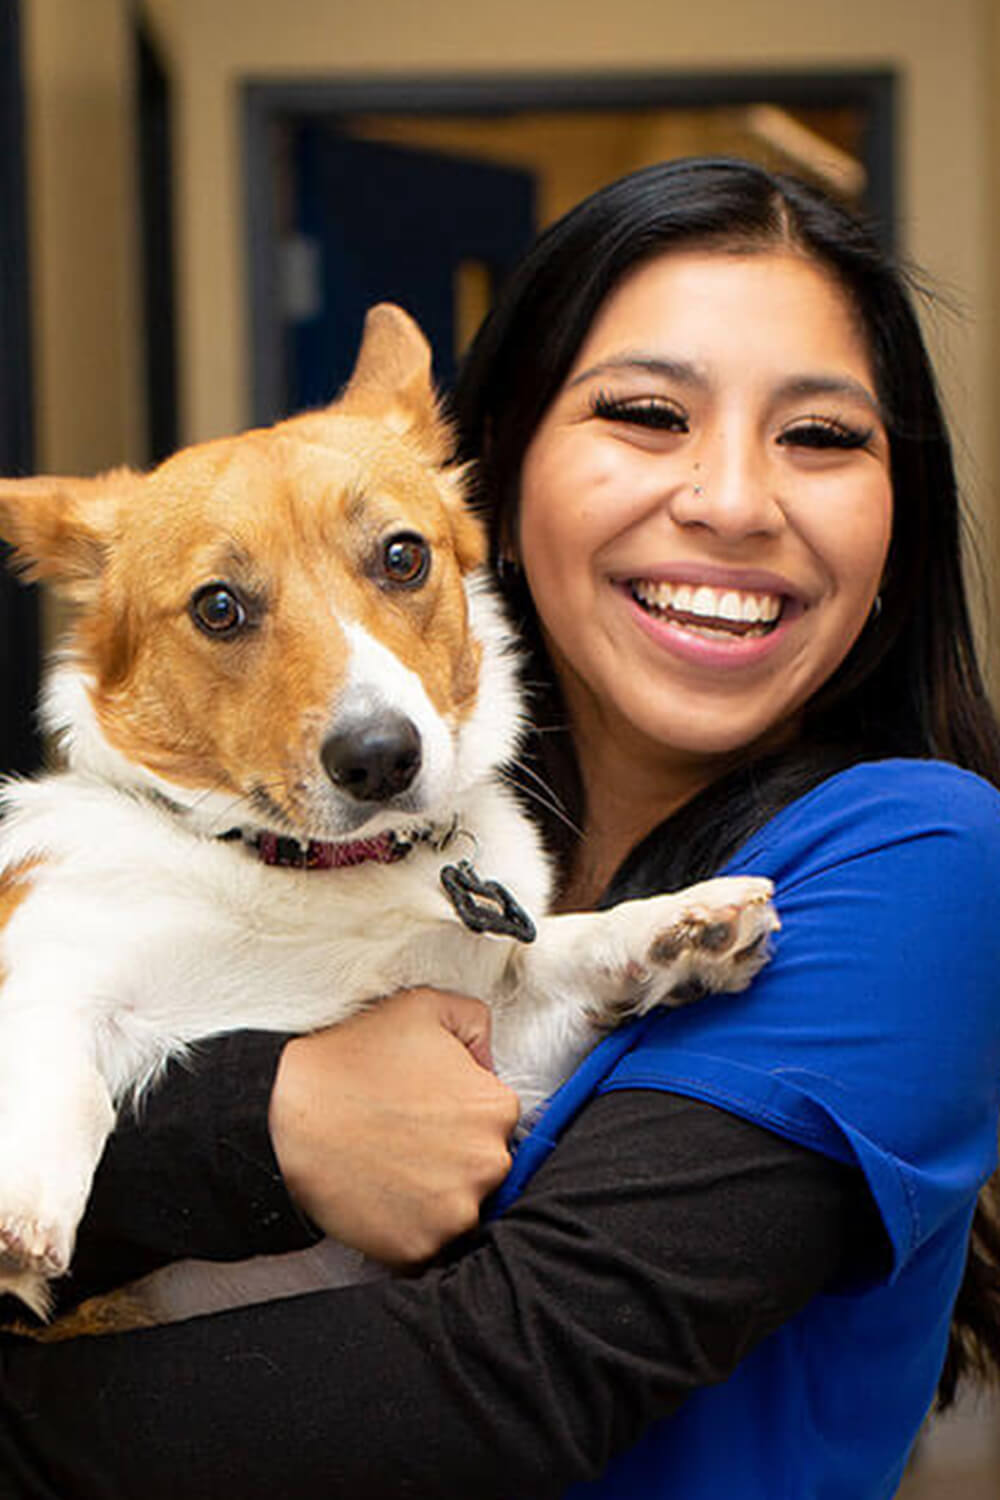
0,1212,71,1277
645,876,778,1002
0,1212,73,1320
588,876,778,1028
0,1086,112,1317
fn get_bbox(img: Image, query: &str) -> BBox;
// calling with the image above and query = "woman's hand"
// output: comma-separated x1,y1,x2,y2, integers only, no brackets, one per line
268,989,521,1267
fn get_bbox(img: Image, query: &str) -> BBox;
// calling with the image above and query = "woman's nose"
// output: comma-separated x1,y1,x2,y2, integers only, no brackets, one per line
668,436,783,540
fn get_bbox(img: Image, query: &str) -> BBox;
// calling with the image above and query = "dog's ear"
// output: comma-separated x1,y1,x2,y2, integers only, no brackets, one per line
0,471,126,598
437,462,488,574
335,304,453,464
339,305,487,571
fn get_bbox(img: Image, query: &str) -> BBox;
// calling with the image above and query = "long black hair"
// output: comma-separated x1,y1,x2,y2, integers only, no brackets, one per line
452,156,1000,1406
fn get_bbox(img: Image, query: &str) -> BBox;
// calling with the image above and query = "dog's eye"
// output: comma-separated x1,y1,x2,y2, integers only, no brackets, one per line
381,533,430,589
190,583,247,637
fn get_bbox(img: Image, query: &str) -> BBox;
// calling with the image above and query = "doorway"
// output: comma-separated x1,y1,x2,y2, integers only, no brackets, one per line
287,128,535,408
243,69,895,425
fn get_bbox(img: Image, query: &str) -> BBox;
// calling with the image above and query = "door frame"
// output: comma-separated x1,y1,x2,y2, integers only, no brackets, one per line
243,68,896,426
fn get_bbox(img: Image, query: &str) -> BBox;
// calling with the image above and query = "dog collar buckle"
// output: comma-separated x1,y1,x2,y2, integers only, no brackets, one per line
440,859,536,944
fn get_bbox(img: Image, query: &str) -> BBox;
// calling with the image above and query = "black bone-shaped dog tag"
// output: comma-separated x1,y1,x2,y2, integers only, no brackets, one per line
440,860,536,943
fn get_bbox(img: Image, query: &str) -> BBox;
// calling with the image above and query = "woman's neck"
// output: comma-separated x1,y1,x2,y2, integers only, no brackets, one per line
556,740,720,913
547,651,803,912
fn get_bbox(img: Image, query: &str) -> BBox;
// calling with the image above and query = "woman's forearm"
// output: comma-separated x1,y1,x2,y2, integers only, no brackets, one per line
1,1091,875,1499
64,1031,315,1306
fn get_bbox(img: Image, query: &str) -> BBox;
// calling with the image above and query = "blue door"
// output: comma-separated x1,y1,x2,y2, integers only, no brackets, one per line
286,127,536,408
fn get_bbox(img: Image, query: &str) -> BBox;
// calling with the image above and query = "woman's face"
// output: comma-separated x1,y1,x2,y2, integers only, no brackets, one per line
517,248,893,778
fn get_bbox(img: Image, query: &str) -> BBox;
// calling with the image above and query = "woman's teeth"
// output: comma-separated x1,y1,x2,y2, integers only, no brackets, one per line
631,580,783,637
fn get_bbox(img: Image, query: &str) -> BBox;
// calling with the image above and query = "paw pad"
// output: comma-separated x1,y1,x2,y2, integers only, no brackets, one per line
668,977,710,1004
692,914,738,952
648,906,739,965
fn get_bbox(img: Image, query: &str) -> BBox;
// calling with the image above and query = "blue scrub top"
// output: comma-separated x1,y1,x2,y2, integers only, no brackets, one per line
494,760,1000,1499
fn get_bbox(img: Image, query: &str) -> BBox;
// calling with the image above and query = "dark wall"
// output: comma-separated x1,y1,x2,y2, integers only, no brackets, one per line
0,0,41,775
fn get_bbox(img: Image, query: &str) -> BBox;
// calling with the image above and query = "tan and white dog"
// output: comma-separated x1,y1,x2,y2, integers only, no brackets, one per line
0,305,776,1323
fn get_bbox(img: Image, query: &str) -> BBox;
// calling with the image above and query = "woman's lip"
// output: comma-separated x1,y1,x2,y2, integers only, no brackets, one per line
619,581,803,669
613,562,802,599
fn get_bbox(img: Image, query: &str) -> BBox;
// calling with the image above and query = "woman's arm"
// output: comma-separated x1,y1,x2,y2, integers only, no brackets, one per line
63,1030,311,1304
0,1087,879,1500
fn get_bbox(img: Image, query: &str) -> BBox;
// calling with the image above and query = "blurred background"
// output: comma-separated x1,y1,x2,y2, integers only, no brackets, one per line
1,3,999,1487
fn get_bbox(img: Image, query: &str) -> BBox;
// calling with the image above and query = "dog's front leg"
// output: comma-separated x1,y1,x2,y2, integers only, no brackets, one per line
0,992,115,1317
491,876,777,1114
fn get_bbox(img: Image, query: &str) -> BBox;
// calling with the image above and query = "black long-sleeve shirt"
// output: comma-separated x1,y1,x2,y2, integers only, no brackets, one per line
0,1027,882,1499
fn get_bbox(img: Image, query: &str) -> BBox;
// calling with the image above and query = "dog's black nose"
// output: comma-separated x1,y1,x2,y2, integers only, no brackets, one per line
321,715,423,802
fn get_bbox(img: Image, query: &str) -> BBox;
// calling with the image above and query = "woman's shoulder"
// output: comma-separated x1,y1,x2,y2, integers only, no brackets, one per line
768,755,1000,827
729,757,1000,885
796,755,999,811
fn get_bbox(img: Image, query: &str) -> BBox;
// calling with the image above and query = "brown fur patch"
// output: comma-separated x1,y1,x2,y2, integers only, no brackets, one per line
0,861,40,983
6,1286,157,1341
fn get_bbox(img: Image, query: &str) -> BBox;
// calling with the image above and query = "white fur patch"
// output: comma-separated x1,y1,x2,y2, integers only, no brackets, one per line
338,620,458,813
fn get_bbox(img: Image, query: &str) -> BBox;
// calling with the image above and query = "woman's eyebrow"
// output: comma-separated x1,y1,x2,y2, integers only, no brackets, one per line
566,355,706,389
774,374,885,422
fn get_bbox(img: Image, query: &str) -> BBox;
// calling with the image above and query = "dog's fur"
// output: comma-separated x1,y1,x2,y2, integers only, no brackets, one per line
0,305,776,1324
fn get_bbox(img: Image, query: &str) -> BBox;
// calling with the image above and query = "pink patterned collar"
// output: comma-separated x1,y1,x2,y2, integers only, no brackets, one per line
221,819,458,871
255,829,408,870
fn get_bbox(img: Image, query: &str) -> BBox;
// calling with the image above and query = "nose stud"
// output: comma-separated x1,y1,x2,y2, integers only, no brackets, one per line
693,484,704,497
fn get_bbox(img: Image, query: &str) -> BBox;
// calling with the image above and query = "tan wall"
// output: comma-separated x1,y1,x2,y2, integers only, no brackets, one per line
22,0,143,476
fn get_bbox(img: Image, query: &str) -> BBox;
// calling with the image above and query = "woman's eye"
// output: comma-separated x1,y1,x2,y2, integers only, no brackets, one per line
381,532,430,588
190,583,247,637
778,418,874,451
589,392,689,433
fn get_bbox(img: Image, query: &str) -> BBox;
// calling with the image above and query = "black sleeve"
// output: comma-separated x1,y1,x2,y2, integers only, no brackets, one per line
0,1088,885,1500
61,1032,318,1306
